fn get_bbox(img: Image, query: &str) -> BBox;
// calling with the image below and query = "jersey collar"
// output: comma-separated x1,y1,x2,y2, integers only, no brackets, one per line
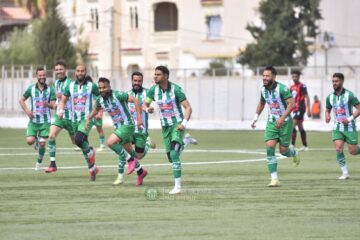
36,82,48,91
159,81,172,92
334,88,345,96
266,81,277,91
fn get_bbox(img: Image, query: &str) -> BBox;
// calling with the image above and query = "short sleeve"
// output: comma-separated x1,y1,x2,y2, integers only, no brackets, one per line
350,93,360,106
175,85,186,103
23,86,32,99
49,87,56,101
281,85,292,100
326,95,332,109
115,91,128,102
145,86,155,103
302,84,308,95
92,83,99,97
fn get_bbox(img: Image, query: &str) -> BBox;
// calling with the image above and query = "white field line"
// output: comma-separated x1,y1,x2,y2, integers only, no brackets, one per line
0,148,287,171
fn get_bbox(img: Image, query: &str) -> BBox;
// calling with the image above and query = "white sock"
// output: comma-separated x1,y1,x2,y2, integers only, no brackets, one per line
174,178,181,189
271,172,278,180
50,157,55,162
341,166,349,175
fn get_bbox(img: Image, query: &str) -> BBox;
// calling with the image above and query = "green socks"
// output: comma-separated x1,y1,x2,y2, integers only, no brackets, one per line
266,147,277,173
170,150,181,178
336,151,346,167
37,146,45,163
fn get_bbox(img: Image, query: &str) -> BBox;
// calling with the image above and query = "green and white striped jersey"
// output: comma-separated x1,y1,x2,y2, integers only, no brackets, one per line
54,76,72,120
260,82,293,122
63,80,99,122
128,88,148,134
146,82,186,127
326,88,359,132
96,90,134,128
23,83,56,124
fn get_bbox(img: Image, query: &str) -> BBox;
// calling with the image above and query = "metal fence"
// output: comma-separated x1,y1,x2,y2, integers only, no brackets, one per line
1,65,360,122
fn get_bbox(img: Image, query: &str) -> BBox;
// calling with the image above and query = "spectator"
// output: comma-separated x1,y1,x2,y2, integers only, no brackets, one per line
311,95,321,119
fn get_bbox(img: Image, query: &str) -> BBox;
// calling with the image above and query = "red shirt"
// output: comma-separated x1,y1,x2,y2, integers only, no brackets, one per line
290,82,308,112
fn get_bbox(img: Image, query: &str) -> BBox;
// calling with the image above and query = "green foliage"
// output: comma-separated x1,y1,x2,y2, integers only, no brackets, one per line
204,58,231,76
0,26,37,65
238,0,322,68
34,0,76,68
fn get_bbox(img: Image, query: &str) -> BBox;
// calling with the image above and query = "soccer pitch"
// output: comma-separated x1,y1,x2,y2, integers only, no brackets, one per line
0,128,360,240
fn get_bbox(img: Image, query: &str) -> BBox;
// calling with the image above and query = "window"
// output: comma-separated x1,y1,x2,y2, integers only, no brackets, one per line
154,2,178,32
90,8,99,30
206,15,222,40
130,6,139,29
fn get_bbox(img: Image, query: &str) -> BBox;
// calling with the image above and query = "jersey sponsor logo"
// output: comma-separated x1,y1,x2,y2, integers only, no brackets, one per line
35,101,47,107
158,101,176,118
292,90,297,98
33,96,48,101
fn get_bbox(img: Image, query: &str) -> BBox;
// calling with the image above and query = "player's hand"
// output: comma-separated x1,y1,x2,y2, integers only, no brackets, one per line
276,117,285,129
26,110,34,119
137,120,143,130
58,111,64,120
147,107,154,114
325,115,331,123
95,114,102,120
251,121,257,129
84,118,90,131
177,124,186,131
307,110,311,118
340,118,349,125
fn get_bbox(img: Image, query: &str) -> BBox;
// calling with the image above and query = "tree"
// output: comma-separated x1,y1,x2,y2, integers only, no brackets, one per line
14,0,47,19
34,0,76,68
238,0,322,68
0,23,40,65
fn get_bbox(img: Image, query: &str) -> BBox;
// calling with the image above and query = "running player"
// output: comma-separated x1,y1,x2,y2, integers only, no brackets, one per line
85,77,147,185
58,64,99,181
251,66,300,187
144,66,193,194
325,73,360,179
19,67,56,170
46,60,76,173
290,70,311,151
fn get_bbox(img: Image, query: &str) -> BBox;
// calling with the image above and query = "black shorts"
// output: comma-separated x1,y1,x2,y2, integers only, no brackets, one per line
292,110,305,121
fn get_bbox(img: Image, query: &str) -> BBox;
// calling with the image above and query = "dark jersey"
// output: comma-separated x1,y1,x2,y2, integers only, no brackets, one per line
290,82,308,112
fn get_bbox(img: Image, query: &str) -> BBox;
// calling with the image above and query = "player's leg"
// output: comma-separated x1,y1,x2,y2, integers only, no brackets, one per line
26,122,42,170
333,138,348,179
168,124,185,194
95,118,105,151
264,121,281,186
36,123,50,170
345,131,360,156
75,120,98,181
297,112,308,151
279,120,300,166
108,125,139,177
46,122,63,173
291,113,299,147
133,133,148,160
123,142,148,186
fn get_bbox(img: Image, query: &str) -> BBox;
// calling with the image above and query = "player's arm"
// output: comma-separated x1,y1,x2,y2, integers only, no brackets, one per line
276,97,295,129
19,96,33,119
128,94,143,129
177,99,192,131
341,104,360,125
85,106,100,131
58,95,69,120
251,100,265,129
305,94,311,117
325,96,332,123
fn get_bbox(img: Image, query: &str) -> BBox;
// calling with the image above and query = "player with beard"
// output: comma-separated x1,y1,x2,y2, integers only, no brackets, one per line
19,67,56,171
85,77,148,186
144,66,193,194
58,64,100,181
251,66,300,187
45,60,76,173
325,73,360,179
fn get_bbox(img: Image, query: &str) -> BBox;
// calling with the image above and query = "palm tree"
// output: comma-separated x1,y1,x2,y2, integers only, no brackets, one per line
14,0,47,19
